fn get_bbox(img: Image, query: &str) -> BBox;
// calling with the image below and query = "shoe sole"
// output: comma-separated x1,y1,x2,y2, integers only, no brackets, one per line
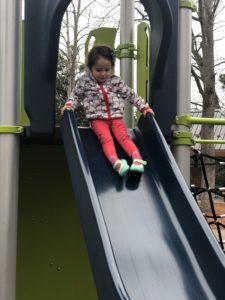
119,166,130,177
130,167,144,173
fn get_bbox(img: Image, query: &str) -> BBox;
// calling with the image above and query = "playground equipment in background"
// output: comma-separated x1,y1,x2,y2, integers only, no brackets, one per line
23,0,179,138
1,0,225,299
191,149,225,252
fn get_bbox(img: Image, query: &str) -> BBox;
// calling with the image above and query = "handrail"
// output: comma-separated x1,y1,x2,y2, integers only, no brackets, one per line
193,139,225,145
176,114,225,127
0,125,24,134
173,114,225,145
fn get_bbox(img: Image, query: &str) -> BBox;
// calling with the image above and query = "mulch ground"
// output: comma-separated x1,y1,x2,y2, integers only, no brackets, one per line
205,202,225,227
203,202,225,242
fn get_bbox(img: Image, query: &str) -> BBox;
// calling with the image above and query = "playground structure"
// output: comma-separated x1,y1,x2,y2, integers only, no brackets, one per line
191,149,225,251
1,0,225,299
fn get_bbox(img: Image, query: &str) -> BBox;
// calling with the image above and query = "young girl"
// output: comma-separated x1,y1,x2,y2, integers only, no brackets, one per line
61,45,154,177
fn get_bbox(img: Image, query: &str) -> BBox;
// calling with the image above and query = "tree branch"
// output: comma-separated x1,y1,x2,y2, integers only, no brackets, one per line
212,0,221,15
191,66,204,98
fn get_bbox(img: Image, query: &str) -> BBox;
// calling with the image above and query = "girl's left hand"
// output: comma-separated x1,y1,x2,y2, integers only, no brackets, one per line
143,107,155,117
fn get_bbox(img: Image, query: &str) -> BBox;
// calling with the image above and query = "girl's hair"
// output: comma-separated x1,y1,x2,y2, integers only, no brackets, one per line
87,45,115,70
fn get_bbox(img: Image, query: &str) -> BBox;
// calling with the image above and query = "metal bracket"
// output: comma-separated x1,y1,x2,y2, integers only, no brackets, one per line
115,43,137,59
175,114,193,128
172,130,193,145
179,0,194,10
0,125,24,134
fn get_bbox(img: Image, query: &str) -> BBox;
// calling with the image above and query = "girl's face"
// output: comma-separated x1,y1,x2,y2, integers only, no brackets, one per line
91,56,113,83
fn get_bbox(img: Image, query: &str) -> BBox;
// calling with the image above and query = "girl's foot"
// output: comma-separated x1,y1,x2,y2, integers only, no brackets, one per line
130,159,147,173
113,159,130,177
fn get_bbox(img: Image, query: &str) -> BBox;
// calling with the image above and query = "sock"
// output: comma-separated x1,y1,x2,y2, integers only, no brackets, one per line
131,151,142,165
109,155,124,172
109,155,119,166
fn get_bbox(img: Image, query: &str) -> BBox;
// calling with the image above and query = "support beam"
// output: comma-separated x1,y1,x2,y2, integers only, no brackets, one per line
120,0,134,128
171,0,193,185
0,0,21,299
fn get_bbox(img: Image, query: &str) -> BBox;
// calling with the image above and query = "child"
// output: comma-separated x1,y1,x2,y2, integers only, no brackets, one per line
61,45,154,177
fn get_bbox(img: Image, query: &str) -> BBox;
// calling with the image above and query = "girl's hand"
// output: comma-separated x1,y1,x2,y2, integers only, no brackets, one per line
143,107,155,117
61,104,74,115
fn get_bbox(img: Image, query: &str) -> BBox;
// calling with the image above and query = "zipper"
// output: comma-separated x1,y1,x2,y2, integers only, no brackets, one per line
98,83,111,119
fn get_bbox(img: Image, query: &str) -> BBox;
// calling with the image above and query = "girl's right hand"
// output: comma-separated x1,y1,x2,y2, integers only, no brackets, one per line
61,104,73,115
143,107,155,117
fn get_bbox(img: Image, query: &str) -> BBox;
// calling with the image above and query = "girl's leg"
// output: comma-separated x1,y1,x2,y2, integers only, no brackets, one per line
91,119,117,160
111,119,147,172
110,119,140,156
91,119,129,176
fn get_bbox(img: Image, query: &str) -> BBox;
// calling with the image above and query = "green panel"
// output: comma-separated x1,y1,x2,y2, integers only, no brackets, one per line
136,22,150,122
137,22,150,100
85,27,117,58
20,21,30,126
16,144,98,300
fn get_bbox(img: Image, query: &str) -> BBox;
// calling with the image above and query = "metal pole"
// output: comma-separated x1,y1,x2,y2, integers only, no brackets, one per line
120,0,134,128
171,0,193,185
0,0,21,299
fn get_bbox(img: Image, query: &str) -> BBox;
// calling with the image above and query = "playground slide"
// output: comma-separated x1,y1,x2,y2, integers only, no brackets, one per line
61,110,225,300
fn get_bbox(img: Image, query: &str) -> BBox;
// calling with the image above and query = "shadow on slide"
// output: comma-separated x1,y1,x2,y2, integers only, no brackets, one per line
61,110,225,300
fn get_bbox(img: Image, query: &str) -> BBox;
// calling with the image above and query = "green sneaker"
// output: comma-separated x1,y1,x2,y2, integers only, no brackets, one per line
113,159,130,177
130,159,147,173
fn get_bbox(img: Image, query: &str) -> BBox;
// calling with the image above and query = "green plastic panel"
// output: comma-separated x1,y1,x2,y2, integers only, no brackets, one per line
16,144,98,300
20,21,30,126
85,27,117,59
136,22,150,121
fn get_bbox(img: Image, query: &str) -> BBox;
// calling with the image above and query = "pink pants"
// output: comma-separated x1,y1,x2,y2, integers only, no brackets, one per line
91,119,139,160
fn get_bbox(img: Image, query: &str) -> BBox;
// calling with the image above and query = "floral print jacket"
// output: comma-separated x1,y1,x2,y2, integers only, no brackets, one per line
66,73,150,120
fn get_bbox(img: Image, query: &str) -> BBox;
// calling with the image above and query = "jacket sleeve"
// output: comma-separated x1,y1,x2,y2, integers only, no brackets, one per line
119,78,150,112
65,77,85,110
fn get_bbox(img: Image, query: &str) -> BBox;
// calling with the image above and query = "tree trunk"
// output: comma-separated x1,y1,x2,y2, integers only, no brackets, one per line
198,0,220,212
66,1,81,97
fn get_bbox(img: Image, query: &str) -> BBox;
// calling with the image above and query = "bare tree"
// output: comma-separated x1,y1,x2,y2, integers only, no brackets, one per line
59,0,120,98
56,0,120,123
134,1,149,21
192,0,225,211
